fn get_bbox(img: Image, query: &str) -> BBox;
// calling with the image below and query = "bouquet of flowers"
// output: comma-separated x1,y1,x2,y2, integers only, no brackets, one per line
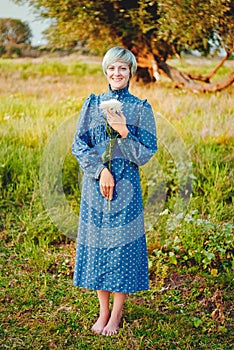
100,99,123,172
100,99,123,209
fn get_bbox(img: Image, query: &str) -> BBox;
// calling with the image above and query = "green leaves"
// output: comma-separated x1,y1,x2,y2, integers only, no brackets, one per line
157,0,234,53
101,137,118,165
0,18,32,45
191,317,203,328
151,215,233,274
13,0,233,56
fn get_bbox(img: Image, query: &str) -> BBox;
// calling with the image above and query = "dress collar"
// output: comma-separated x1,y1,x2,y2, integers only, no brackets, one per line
106,84,130,98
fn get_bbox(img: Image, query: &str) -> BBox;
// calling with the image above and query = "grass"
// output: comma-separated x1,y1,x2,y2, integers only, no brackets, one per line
0,56,233,349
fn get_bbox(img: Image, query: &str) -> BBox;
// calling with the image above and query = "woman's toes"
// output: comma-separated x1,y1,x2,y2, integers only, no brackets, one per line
101,322,119,336
91,314,110,334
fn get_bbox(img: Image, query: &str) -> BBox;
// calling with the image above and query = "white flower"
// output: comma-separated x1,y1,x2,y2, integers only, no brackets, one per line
100,99,123,115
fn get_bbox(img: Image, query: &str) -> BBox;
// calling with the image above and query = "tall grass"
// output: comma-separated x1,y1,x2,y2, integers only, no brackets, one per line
1,56,233,349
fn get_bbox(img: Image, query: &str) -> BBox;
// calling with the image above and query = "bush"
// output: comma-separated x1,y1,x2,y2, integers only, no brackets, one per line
150,211,233,275
6,45,22,58
0,45,6,56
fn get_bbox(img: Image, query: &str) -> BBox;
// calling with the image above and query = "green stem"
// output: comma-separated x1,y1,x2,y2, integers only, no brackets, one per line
107,138,114,210
101,118,120,210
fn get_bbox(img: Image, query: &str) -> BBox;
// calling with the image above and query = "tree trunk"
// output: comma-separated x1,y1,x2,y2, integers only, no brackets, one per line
134,50,234,92
131,44,160,83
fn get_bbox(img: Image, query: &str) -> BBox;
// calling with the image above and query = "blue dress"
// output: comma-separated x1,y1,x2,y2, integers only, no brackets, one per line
72,85,157,293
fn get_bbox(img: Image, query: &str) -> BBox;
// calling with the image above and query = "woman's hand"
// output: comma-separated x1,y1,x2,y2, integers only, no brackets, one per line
106,108,129,138
99,168,115,200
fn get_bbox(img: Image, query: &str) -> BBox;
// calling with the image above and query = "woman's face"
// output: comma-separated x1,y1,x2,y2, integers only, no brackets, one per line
106,61,130,90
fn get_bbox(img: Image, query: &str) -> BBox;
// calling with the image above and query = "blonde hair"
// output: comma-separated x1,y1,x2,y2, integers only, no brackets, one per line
102,46,137,78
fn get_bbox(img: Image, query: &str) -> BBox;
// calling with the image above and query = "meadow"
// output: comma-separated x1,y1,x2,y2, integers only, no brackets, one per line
0,55,233,349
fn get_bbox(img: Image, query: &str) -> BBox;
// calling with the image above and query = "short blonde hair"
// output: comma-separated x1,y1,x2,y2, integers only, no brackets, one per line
102,46,137,78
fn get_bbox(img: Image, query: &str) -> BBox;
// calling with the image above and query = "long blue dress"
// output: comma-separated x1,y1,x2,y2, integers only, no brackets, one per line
72,85,157,293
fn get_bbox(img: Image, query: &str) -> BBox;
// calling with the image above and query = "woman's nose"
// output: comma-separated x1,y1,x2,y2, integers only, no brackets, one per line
113,68,121,75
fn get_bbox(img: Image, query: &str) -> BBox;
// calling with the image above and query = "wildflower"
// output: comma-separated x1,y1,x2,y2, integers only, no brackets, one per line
100,99,123,114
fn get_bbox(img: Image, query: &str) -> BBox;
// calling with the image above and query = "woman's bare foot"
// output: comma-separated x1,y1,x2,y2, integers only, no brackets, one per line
91,312,110,334
101,312,122,336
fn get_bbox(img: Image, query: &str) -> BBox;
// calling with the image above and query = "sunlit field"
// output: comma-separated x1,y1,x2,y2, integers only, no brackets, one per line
1,55,233,349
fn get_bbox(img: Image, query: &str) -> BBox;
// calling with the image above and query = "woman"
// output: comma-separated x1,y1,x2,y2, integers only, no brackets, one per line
72,47,157,336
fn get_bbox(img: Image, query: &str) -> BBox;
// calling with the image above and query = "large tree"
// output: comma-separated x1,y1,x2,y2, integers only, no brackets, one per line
0,18,32,45
14,0,234,91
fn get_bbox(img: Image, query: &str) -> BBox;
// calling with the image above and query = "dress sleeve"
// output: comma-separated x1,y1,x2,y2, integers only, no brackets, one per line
72,94,106,179
117,100,157,166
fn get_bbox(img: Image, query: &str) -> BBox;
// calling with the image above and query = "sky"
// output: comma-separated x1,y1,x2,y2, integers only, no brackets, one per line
0,0,50,45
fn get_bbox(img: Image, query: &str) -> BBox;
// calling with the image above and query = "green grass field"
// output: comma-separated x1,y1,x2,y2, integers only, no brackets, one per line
0,56,233,349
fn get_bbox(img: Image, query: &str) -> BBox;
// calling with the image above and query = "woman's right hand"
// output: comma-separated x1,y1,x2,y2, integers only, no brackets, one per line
99,168,115,200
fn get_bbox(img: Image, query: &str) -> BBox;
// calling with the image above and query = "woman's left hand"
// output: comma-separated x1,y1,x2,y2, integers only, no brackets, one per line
106,108,129,138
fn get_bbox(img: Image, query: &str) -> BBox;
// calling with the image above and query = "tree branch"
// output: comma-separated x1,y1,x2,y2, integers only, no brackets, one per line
157,60,234,92
187,51,233,83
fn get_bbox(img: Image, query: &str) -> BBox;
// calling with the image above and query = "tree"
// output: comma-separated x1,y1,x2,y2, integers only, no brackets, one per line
0,18,32,45
14,0,234,92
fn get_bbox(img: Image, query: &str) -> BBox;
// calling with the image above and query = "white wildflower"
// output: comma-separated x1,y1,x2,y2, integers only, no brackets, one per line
100,99,122,115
